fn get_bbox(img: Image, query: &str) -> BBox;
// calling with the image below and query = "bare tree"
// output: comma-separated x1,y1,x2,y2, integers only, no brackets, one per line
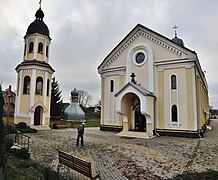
78,90,92,107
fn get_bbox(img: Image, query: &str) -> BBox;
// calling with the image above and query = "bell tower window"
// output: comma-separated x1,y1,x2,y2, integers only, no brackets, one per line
29,42,34,53
23,76,30,94
36,76,43,95
38,42,43,54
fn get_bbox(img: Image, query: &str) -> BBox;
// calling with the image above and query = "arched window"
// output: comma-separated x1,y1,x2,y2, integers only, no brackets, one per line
38,42,43,53
46,79,50,96
46,46,49,57
171,75,177,89
110,80,114,92
36,77,43,95
23,76,30,94
29,42,34,53
171,105,178,122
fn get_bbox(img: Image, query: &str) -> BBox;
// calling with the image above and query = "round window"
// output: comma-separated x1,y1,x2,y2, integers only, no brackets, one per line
135,52,145,64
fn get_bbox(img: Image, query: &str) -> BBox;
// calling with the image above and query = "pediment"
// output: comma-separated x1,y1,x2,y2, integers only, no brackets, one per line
115,82,155,98
98,24,196,73
30,100,48,113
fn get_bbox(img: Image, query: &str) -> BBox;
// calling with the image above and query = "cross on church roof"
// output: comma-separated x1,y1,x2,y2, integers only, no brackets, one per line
172,25,178,36
131,73,136,84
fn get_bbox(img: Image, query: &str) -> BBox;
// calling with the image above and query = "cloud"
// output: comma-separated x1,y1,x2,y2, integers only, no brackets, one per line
0,0,218,108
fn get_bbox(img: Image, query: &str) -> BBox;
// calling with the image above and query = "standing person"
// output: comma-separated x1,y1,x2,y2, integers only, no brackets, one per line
76,122,85,146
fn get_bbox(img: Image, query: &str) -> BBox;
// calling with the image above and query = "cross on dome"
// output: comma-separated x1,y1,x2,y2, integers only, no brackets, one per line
39,0,42,9
172,25,178,36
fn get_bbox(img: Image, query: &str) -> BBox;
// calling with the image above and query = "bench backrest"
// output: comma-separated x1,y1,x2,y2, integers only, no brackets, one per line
58,150,92,178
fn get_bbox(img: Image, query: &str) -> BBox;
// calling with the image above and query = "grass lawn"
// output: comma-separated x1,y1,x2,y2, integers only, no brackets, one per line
51,117,100,129
6,153,44,180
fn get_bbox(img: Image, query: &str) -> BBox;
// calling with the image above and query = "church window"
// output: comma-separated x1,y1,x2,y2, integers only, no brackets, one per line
23,76,30,94
110,80,114,92
135,52,145,64
38,42,43,54
46,79,50,96
29,42,34,53
171,105,178,122
46,46,49,57
36,77,43,95
171,75,177,89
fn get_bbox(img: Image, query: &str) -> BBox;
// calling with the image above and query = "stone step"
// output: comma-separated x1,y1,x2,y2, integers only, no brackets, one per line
115,131,155,139
30,125,51,131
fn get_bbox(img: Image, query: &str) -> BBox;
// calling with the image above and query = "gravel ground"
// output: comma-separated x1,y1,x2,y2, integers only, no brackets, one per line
26,119,218,179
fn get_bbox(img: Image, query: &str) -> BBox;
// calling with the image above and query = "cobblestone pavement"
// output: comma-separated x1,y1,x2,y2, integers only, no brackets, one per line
27,120,218,180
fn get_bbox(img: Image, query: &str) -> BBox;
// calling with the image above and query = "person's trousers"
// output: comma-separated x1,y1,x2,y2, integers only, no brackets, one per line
76,134,83,146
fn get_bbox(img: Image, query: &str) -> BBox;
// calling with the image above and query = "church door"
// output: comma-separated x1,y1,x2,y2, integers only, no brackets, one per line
34,106,42,125
134,106,146,132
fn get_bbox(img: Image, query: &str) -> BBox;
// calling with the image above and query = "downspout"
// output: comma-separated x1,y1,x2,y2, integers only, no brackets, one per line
194,66,201,138
153,96,159,136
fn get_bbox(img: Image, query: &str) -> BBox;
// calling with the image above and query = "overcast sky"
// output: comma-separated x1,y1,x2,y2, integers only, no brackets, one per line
0,0,218,108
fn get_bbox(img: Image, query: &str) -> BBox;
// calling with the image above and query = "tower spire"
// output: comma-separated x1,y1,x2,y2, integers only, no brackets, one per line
172,25,178,37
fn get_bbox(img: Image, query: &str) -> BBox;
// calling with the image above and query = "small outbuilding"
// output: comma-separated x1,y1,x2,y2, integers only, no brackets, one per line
62,88,85,123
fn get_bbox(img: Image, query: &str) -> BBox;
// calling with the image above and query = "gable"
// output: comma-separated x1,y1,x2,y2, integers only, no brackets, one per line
98,24,197,73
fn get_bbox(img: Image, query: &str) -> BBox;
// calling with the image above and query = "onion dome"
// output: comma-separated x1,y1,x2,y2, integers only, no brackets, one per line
26,8,50,37
62,89,85,122
172,35,185,47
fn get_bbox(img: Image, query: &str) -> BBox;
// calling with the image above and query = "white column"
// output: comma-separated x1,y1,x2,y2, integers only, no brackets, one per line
43,39,46,61
34,37,38,60
30,69,36,125
17,70,23,116
42,72,48,125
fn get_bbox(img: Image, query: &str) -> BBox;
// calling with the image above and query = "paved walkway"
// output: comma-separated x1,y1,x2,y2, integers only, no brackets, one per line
27,120,218,180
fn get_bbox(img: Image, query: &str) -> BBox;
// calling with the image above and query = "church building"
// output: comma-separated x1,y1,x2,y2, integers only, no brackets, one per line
98,24,209,137
14,4,54,129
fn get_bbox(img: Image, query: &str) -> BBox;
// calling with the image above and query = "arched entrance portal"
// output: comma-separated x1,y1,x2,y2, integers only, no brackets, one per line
34,106,43,125
134,106,146,132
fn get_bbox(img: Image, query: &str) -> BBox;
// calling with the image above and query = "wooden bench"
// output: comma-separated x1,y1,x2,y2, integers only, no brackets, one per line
58,150,100,180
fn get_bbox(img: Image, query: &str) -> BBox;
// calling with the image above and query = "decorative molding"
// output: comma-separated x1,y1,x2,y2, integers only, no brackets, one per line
103,30,187,69
30,100,48,113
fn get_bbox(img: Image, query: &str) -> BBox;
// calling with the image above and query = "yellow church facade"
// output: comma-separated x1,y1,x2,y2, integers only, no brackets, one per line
14,7,54,128
98,24,209,137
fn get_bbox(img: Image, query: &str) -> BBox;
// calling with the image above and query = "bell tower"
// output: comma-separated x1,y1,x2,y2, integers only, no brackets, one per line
14,3,55,129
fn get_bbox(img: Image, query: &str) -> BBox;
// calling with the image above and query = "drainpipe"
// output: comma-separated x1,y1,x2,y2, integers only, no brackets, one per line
194,66,201,138
153,96,159,136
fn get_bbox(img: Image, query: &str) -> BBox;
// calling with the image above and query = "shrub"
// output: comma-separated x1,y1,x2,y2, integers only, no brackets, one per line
15,148,30,160
52,123,58,129
19,160,38,169
5,124,17,135
18,128,37,133
15,122,37,133
16,122,28,129
4,136,14,152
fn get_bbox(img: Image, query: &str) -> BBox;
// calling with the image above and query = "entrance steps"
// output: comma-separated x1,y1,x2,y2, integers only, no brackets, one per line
116,131,155,139
30,125,51,131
